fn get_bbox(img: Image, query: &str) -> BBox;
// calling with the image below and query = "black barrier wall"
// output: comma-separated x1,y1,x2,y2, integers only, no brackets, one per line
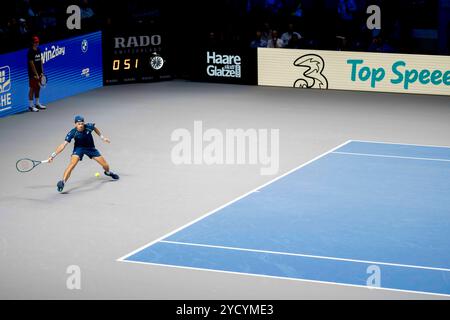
102,31,173,85
190,48,257,85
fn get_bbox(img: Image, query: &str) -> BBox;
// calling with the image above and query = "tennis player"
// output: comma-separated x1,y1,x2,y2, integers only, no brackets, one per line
28,36,46,112
48,115,119,192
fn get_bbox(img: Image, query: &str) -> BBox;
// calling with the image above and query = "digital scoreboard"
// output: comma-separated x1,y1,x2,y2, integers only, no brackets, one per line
103,32,171,85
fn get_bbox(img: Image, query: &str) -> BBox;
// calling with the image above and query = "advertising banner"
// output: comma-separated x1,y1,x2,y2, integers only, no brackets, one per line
258,48,450,96
102,31,172,85
191,48,257,85
0,31,103,118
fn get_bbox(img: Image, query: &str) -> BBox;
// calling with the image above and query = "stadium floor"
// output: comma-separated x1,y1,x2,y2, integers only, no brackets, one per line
0,80,449,299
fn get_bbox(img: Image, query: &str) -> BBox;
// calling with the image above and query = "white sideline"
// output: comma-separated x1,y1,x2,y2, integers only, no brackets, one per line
117,139,353,261
332,151,450,162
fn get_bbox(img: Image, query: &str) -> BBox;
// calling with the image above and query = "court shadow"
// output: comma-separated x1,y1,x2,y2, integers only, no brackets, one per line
25,184,55,189
0,195,50,204
22,176,120,195
62,178,117,194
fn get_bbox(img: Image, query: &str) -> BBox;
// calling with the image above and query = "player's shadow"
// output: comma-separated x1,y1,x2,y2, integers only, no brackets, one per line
23,172,128,194
61,178,117,194
0,195,50,203
25,184,55,189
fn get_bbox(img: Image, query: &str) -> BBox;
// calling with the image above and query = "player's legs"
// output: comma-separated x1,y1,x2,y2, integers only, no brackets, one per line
28,80,38,112
93,156,119,180
93,156,109,172
57,155,80,192
63,155,80,182
34,85,40,100
34,84,46,109
28,87,33,101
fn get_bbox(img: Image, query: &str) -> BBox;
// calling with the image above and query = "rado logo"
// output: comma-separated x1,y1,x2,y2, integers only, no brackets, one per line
114,35,162,49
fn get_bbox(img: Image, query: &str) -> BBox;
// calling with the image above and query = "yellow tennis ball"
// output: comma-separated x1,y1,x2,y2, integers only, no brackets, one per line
95,172,100,177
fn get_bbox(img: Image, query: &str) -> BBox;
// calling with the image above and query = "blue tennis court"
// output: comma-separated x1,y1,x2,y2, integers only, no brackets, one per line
120,140,450,296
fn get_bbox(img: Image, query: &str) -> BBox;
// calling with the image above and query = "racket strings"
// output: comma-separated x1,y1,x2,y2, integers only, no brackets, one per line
17,159,33,172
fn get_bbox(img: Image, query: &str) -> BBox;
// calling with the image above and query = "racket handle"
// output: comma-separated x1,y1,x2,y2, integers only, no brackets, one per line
42,159,49,163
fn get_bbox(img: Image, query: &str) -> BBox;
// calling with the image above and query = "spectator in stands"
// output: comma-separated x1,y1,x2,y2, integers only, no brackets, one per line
250,30,268,48
261,22,273,42
287,32,302,49
18,18,29,36
267,30,284,48
281,23,302,47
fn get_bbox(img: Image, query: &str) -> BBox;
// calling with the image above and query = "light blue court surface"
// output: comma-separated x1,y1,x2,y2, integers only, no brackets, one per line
121,141,450,296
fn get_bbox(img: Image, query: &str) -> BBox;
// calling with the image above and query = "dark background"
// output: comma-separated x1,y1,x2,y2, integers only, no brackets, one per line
1,0,449,78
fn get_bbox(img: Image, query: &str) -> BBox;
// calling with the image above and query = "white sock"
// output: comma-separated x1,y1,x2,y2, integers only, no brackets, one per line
29,100,34,107
36,98,40,106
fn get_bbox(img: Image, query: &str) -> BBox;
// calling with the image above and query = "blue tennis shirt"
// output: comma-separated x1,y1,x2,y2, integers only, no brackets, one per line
65,123,96,148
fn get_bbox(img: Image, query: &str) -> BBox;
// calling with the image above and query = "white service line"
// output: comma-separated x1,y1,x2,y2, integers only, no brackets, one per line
117,139,353,261
159,240,450,273
332,151,450,162
117,139,450,298
350,139,450,149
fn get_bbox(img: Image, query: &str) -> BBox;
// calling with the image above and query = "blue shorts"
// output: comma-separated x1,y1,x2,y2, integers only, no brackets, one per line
72,147,101,161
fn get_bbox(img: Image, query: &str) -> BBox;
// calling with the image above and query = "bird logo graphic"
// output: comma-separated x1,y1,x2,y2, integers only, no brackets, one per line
293,54,328,89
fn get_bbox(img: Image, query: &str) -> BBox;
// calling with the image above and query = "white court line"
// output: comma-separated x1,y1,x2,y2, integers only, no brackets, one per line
159,240,450,273
351,139,450,149
332,151,450,163
118,139,450,298
122,260,450,298
117,139,353,261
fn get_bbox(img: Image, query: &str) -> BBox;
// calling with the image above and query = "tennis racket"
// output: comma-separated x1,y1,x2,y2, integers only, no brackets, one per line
16,158,49,173
39,74,48,88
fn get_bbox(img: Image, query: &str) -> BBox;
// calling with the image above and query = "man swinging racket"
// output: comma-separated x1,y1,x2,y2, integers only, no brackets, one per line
48,115,119,192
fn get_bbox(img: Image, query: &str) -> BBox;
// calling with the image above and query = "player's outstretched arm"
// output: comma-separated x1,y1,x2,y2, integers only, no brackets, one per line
94,127,110,143
48,141,68,162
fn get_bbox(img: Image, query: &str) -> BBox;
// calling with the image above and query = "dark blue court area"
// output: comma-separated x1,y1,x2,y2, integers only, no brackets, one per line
121,140,450,296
